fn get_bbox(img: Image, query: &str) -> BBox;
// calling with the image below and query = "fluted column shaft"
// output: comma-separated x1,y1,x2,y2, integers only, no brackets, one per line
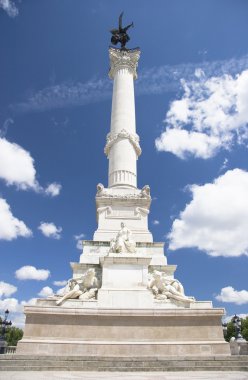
105,47,141,189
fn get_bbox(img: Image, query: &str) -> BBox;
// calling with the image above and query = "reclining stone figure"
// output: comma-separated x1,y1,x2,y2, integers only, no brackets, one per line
56,268,99,306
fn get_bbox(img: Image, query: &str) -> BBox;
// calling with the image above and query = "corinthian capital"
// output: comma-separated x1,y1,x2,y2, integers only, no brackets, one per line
109,47,141,80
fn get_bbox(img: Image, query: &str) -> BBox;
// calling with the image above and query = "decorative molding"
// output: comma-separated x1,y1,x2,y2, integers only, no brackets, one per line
109,170,136,187
136,207,149,216
97,206,112,215
96,184,151,200
109,47,141,80
104,129,141,156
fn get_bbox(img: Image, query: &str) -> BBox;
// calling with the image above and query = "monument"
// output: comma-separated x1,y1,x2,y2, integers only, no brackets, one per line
17,14,230,357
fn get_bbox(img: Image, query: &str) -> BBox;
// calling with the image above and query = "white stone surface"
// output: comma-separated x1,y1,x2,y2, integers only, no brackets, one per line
97,254,154,308
107,47,141,189
1,372,247,380
93,47,154,243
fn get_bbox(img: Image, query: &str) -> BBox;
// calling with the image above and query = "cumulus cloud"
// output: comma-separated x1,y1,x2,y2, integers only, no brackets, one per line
0,198,32,241
74,233,85,250
38,286,54,298
0,281,17,297
0,137,61,196
38,222,62,239
45,183,62,197
0,137,39,190
216,287,248,305
0,0,18,17
168,169,248,257
15,265,50,281
156,69,248,159
0,298,23,313
53,280,67,287
0,297,37,328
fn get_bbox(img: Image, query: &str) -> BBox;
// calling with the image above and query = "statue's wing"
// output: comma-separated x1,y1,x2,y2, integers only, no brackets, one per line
110,28,119,35
119,11,124,30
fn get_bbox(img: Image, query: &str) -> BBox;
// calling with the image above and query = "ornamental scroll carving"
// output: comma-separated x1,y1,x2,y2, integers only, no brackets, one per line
104,129,141,157
109,47,140,80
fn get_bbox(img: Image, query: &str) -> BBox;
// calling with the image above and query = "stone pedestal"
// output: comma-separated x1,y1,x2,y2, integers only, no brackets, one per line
97,254,154,308
17,304,230,356
230,338,248,355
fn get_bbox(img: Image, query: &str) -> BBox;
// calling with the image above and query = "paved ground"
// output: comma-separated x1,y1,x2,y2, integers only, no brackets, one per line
0,372,247,380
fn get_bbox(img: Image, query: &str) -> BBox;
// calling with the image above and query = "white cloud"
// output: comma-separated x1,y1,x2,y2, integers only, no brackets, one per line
0,281,17,297
0,0,18,18
0,137,61,195
0,298,22,313
10,313,26,328
38,286,54,298
15,54,248,113
220,158,229,172
168,169,248,257
0,137,39,190
0,198,32,241
156,69,248,159
152,220,160,225
53,280,67,287
45,183,62,197
0,297,37,328
74,233,85,250
21,298,37,307
216,287,248,305
223,314,248,323
15,265,50,281
38,222,62,239
56,286,66,296
155,128,220,159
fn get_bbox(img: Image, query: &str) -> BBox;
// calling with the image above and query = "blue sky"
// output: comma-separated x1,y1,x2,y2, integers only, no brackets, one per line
1,0,248,326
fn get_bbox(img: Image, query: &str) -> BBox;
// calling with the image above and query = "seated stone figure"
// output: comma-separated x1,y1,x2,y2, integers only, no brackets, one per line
56,268,99,306
109,222,136,253
148,270,195,303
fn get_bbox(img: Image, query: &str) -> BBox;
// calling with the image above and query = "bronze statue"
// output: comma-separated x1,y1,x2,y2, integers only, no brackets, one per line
110,12,134,49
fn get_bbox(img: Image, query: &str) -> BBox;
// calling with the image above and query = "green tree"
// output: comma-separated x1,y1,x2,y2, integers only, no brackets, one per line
5,326,23,346
224,316,248,342
0,317,23,346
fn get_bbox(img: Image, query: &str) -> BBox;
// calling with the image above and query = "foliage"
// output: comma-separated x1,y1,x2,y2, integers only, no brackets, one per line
0,317,23,346
224,316,248,342
5,327,23,346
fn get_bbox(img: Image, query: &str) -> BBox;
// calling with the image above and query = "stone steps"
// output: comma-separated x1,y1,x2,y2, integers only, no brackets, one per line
0,355,248,372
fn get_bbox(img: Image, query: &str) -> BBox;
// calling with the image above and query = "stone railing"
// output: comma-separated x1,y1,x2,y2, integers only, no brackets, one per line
4,346,16,354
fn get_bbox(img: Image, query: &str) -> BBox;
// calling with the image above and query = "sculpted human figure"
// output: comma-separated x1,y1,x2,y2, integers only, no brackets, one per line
96,183,107,197
141,185,151,198
110,12,134,49
56,278,82,306
148,270,194,303
56,268,99,306
109,222,136,253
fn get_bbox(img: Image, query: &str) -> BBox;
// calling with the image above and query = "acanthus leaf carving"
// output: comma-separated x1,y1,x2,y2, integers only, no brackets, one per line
109,47,141,80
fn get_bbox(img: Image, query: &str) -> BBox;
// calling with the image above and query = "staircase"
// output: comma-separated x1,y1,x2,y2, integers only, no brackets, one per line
0,355,248,371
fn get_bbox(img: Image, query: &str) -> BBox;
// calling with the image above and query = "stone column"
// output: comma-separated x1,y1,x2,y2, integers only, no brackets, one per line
105,47,141,189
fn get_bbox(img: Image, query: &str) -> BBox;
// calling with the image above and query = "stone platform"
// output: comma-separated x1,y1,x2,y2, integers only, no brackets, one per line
17,305,230,356
1,355,248,373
